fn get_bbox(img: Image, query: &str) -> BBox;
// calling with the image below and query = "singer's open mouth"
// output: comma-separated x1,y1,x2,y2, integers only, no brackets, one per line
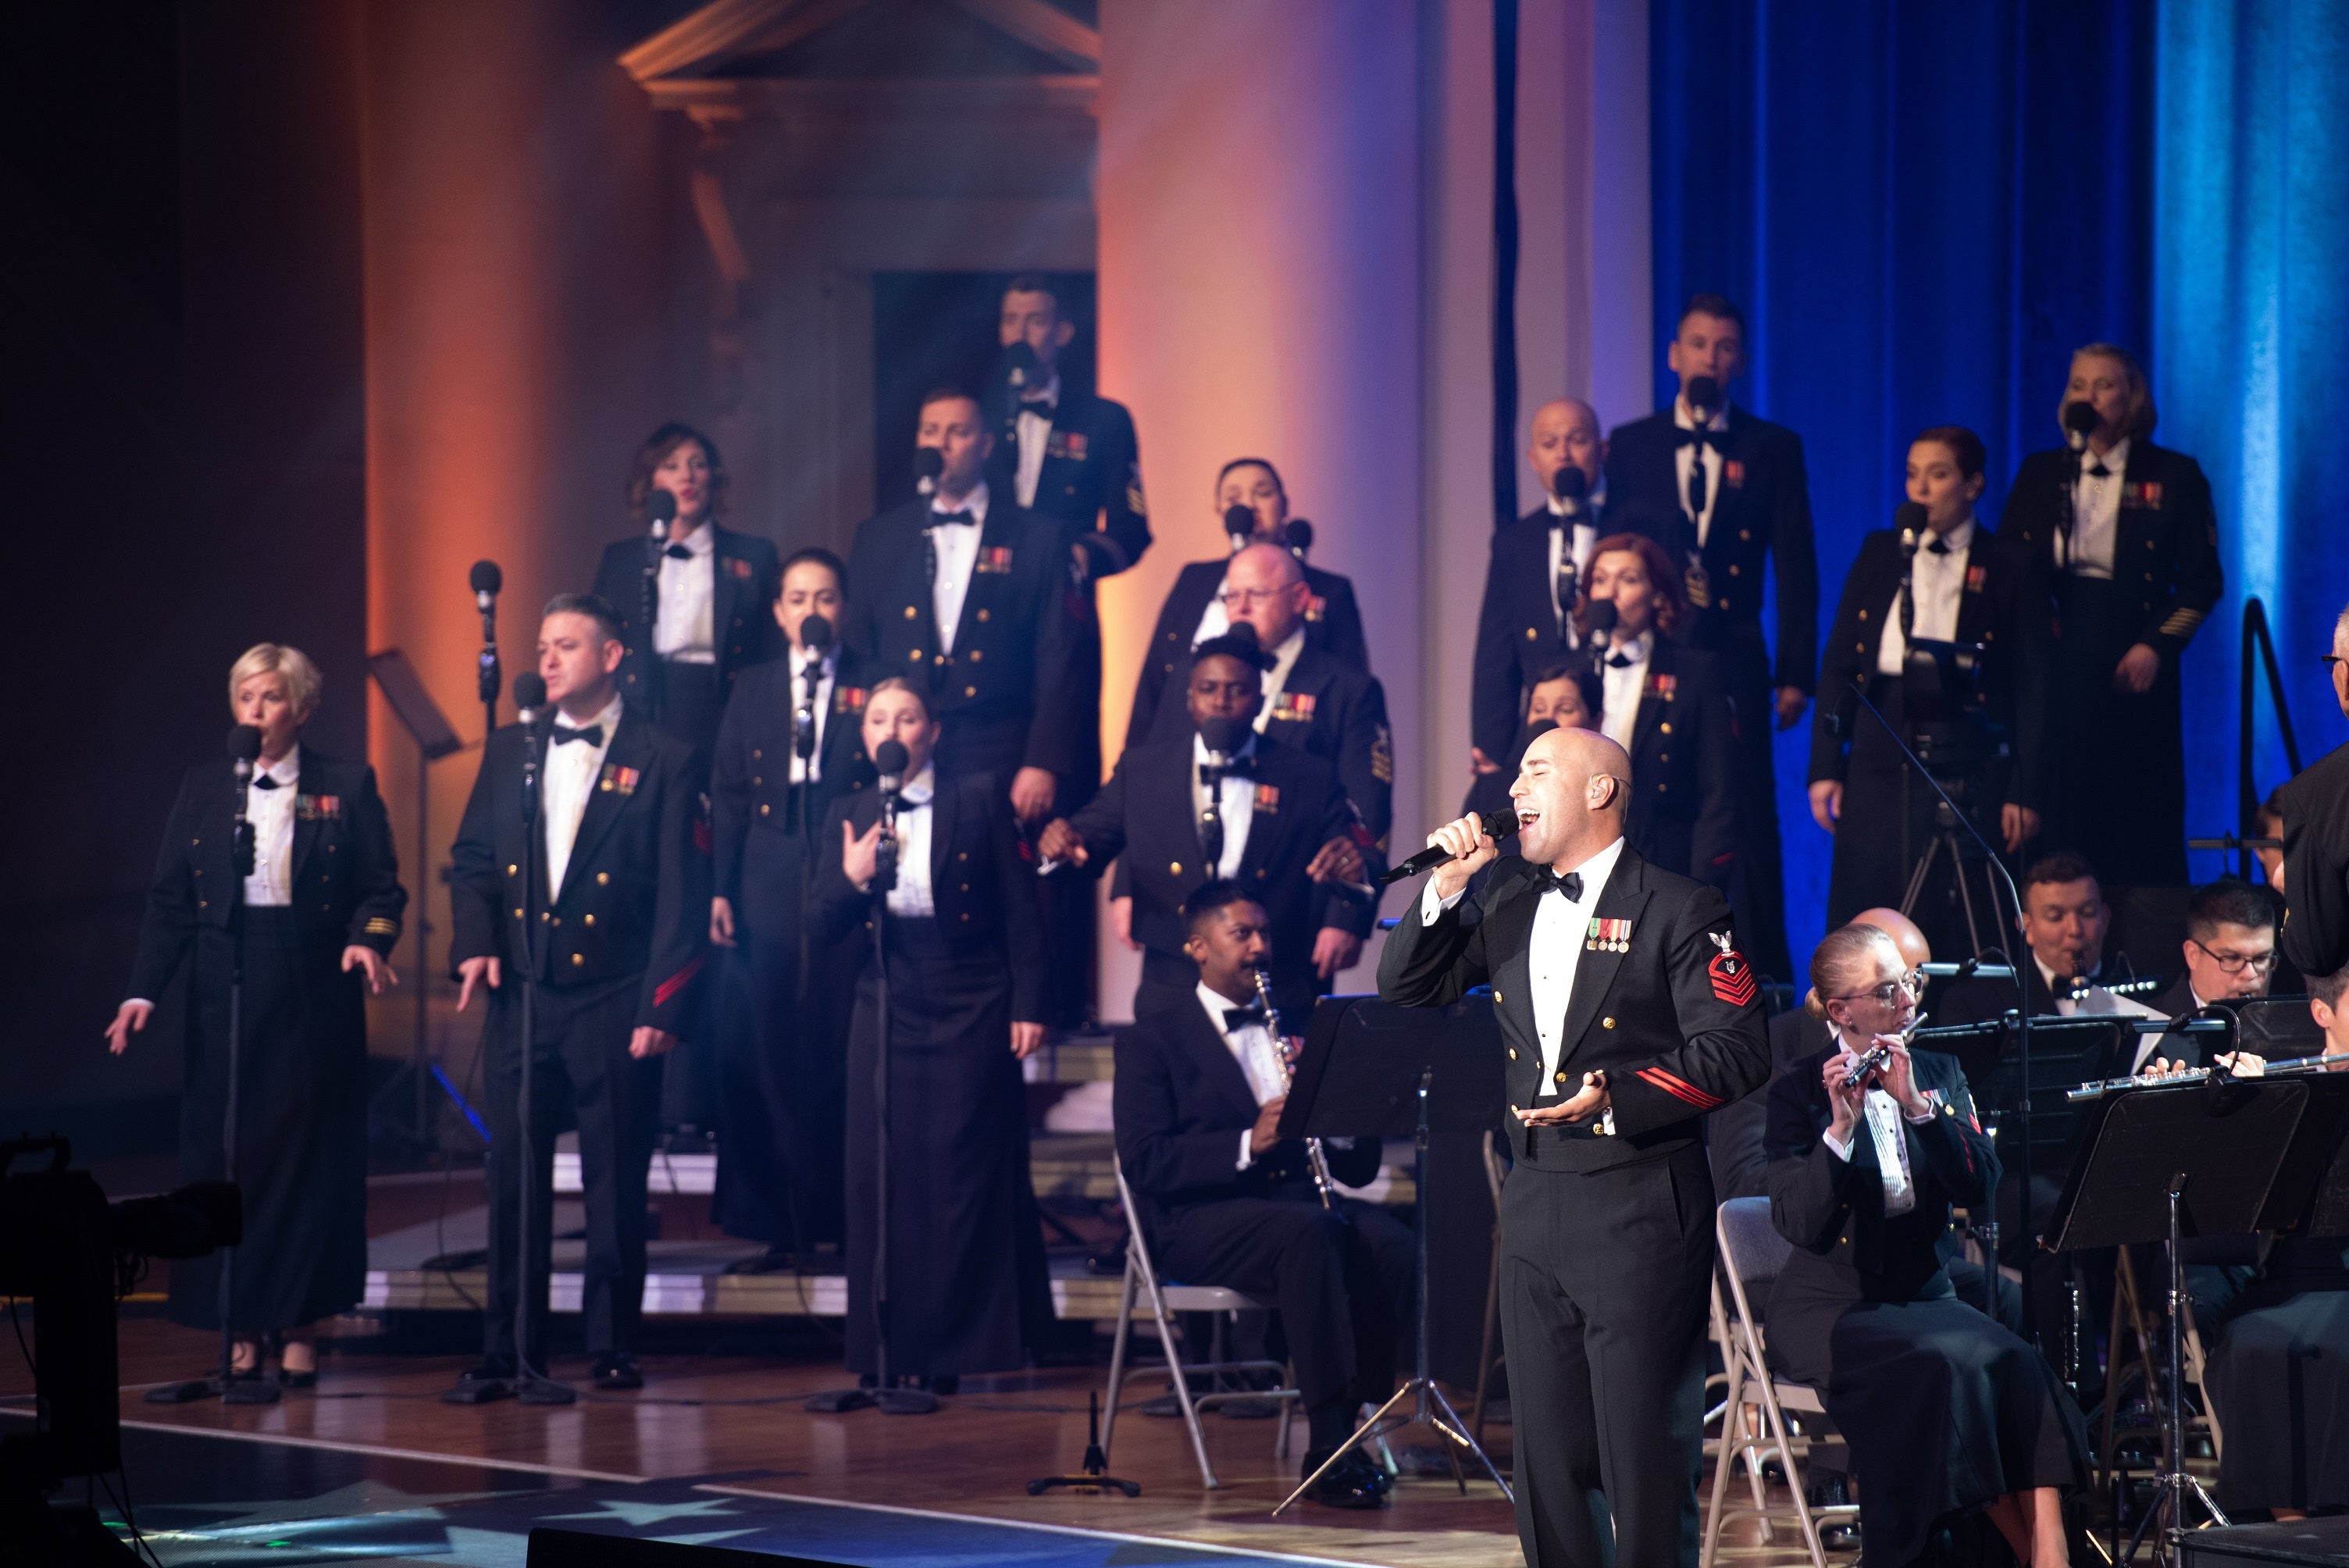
1516,810,1540,829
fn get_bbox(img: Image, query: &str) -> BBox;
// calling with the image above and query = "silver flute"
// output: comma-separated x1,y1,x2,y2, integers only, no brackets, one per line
1256,968,1335,1210
2066,1052,2349,1102
1847,1012,1928,1082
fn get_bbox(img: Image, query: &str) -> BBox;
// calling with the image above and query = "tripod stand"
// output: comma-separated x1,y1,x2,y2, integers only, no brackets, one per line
1895,777,2010,961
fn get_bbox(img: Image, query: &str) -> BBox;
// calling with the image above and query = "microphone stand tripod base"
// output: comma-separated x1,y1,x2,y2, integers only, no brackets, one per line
144,1371,282,1407
1029,1391,1141,1497
873,1386,939,1417
516,1376,576,1406
804,1385,875,1414
439,1376,515,1407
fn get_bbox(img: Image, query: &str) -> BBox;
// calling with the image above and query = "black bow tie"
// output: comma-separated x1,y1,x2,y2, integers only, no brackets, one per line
1674,426,1727,451
1925,537,1950,556
251,775,282,790
1201,756,1256,785
551,725,603,747
932,509,978,527
664,543,691,560
1021,392,1057,412
1535,868,1585,900
2086,461,2112,479
1605,651,1635,668
1223,1004,1270,1032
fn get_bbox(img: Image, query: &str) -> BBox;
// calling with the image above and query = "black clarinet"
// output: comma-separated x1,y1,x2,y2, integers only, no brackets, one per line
1256,968,1334,1209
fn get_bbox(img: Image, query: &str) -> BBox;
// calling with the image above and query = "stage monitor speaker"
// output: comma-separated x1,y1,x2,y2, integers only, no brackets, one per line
2183,1517,2349,1568
529,1528,854,1567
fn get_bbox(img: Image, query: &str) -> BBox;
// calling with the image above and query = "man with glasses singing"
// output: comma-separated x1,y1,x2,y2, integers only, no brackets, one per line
2144,877,2280,1069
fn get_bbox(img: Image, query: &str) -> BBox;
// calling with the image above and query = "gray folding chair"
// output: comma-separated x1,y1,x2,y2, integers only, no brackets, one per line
1702,1196,1858,1568
1102,1156,1301,1488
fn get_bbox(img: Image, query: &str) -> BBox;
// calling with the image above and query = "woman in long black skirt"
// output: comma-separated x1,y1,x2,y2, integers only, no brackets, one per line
107,643,405,1385
1766,921,2087,1566
814,676,1050,1393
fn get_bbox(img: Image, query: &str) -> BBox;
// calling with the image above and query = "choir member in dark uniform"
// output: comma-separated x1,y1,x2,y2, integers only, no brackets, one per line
445,594,710,1397
109,644,405,1387
707,548,875,1267
590,422,782,763
1581,532,1737,889
1471,397,1613,781
2138,878,2279,1074
1766,921,2087,1568
1039,632,1375,1025
1607,294,1818,981
2198,968,2349,1520
2000,344,2223,888
1114,881,1413,1509
1805,427,2055,955
844,387,1076,828
982,275,1150,1028
1126,458,1369,749
1380,725,1770,1568
1463,662,1600,822
814,677,1051,1392
2280,607,2349,976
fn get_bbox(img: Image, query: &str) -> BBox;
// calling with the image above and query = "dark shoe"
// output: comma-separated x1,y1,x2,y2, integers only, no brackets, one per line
441,1360,517,1405
591,1354,643,1391
276,1367,319,1390
1303,1448,1389,1510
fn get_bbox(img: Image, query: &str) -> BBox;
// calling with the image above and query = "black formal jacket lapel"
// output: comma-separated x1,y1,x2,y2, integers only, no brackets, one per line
1139,739,1208,870
1172,990,1265,1128
711,526,750,674
288,751,323,889
559,711,649,903
927,768,960,892
1557,849,1656,1072
1953,527,1993,644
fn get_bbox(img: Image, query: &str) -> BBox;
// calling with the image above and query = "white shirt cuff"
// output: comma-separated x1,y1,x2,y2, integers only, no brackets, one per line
1419,880,1467,925
126,998,155,1010
1823,1128,1854,1162
1238,1128,1256,1172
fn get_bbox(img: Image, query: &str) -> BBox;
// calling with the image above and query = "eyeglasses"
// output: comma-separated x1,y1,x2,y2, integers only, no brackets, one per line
2187,937,2279,975
1217,588,1290,610
2325,654,2347,672
1834,970,1926,1008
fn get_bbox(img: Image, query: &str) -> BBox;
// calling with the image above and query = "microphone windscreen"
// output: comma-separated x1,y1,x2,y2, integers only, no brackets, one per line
1684,375,1721,412
469,560,503,595
799,613,833,651
513,673,548,711
1895,501,1929,536
1223,504,1256,541
1283,518,1314,554
647,490,679,525
914,447,945,482
1586,598,1620,633
1198,715,1248,755
874,739,911,777
226,724,263,763
2062,400,2101,437
1551,466,1588,501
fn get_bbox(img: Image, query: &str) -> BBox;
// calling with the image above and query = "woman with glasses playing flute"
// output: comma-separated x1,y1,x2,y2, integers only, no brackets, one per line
1766,922,2087,1568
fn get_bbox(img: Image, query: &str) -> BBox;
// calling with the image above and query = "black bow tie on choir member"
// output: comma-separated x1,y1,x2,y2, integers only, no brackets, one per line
2087,461,2112,479
1223,1004,1271,1032
1200,757,1257,786
1673,426,1727,452
1605,651,1635,668
1676,426,1725,519
1926,537,1950,556
551,726,603,747
1533,868,1585,901
932,510,978,527
251,775,282,790
664,543,691,560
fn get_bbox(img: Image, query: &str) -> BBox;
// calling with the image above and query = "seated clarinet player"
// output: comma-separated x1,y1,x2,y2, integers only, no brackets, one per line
1767,921,2087,1567
1112,880,1413,1509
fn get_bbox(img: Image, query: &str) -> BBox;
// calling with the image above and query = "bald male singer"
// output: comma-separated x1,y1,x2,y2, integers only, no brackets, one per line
1379,727,1769,1567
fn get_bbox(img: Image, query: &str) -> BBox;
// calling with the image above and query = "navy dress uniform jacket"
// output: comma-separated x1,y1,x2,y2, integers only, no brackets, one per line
708,650,879,944
1621,638,1738,886
2283,741,2349,979
1128,557,1371,748
591,524,783,716
447,707,711,1035
983,383,1151,583
2001,442,2224,668
844,497,1078,781
1471,501,1618,763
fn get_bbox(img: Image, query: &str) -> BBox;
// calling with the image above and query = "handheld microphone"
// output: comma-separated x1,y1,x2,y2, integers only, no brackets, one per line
1283,518,1314,561
1224,504,1256,551
1381,808,1521,886
471,560,504,707
795,615,833,760
914,446,944,498
1684,374,1722,422
2062,400,2100,453
647,489,679,544
1551,464,1588,520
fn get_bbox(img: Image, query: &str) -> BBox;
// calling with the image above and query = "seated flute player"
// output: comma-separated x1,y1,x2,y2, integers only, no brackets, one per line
1112,880,1414,1509
1038,631,1379,1025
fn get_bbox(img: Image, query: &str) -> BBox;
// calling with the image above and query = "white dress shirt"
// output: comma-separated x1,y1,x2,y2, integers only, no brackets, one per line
1422,834,1627,1090
1820,1032,1933,1216
883,764,938,918
1673,398,1730,547
1599,630,1654,754
1201,982,1288,1170
1253,626,1309,735
1013,374,1060,508
1548,505,1602,640
1876,517,1975,675
653,522,716,663
1192,732,1259,878
930,483,989,655
243,745,301,907
544,695,622,900
2058,437,2129,579
789,647,836,785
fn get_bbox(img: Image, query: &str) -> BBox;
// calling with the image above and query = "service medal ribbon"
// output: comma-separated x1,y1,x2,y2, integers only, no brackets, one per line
601,764,640,796
834,686,867,714
977,545,1015,574
1965,565,1986,593
1304,593,1327,622
1253,783,1279,812
297,794,341,821
726,557,754,580
1724,459,1745,486
1644,673,1677,700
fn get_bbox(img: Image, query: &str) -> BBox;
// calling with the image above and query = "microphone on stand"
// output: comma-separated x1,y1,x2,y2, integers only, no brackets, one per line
1381,809,1523,886
1000,339,1041,395
1224,504,1257,552
2062,400,2101,454
873,738,909,893
471,561,504,712
1198,713,1246,772
1584,597,1620,672
228,725,263,878
1684,374,1722,424
514,673,547,822
795,613,833,762
914,446,944,499
1551,465,1589,520
647,489,678,546
1282,518,1314,561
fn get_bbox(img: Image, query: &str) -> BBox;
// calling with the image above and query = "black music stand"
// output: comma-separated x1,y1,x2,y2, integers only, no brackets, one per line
366,650,465,1149
1270,993,1511,1515
2048,1071,2349,1565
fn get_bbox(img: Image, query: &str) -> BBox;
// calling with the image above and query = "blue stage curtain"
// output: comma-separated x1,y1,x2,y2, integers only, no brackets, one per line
1649,0,2156,971
2155,2,2349,847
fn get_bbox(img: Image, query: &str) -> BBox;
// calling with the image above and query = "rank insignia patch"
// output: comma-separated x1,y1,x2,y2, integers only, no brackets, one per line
1707,928,1757,1007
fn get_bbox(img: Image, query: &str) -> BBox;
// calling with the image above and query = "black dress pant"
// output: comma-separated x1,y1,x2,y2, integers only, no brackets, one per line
480,974,661,1365
1500,1142,1715,1568
2051,576,2187,887
653,659,723,1135
1700,619,1792,982
1158,1185,1414,1413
